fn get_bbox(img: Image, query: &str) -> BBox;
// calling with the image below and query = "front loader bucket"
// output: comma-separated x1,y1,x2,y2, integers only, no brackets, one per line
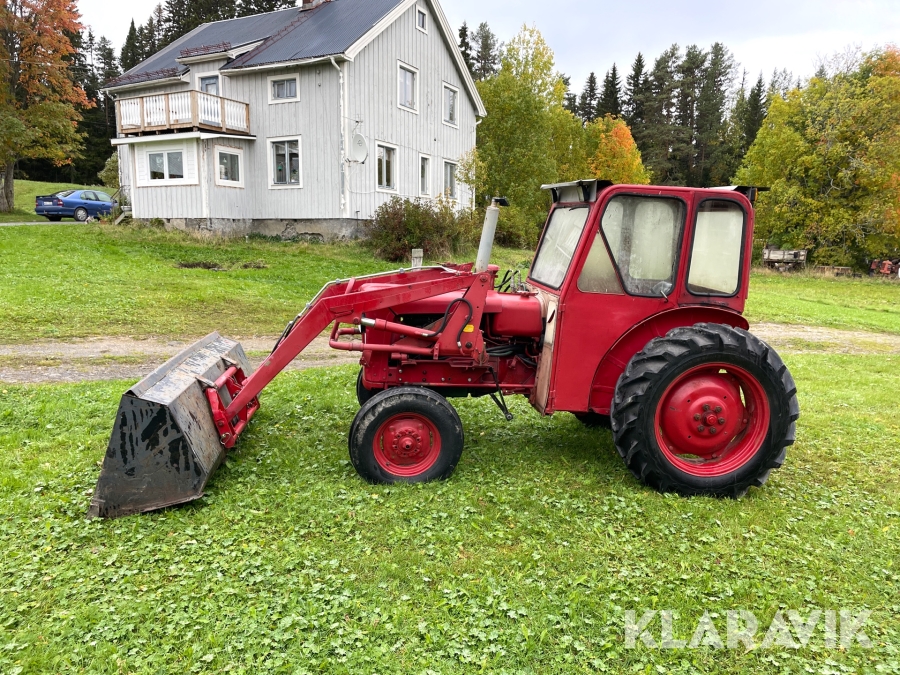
88,333,255,519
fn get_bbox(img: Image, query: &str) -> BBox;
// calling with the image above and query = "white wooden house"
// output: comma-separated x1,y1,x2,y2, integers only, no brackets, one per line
105,0,485,239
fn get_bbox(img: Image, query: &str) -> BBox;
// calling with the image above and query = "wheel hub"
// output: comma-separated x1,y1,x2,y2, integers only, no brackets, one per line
373,413,442,476
654,363,771,476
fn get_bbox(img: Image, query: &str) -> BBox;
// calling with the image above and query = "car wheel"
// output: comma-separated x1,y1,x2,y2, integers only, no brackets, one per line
74,207,88,222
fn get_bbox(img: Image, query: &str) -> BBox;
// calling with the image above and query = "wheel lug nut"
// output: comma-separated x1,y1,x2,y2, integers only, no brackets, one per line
697,425,705,432
703,404,710,412
709,427,717,434
693,413,701,421
718,417,725,425
715,406,722,413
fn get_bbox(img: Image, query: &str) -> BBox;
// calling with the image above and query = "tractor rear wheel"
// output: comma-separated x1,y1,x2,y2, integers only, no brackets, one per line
349,386,464,484
610,323,798,498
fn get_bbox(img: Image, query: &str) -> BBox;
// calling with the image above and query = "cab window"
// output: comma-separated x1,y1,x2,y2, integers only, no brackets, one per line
601,195,685,296
577,229,623,294
529,206,590,289
687,200,745,296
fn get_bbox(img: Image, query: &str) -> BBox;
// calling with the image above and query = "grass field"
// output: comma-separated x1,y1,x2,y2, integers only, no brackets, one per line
0,180,108,224
1,223,899,673
0,354,898,674
0,223,897,343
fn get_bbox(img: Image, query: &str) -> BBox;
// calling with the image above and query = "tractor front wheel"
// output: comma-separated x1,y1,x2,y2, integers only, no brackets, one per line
349,386,464,484
610,323,799,498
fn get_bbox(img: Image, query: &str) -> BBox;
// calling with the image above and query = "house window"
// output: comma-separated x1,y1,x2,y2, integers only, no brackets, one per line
398,62,417,111
443,84,458,126
416,8,427,32
419,155,430,195
272,78,296,100
270,138,301,187
268,74,299,104
149,150,184,180
199,75,219,95
377,144,396,191
215,146,243,187
443,161,457,199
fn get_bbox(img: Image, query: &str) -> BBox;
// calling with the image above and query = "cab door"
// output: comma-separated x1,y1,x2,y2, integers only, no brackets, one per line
549,188,692,414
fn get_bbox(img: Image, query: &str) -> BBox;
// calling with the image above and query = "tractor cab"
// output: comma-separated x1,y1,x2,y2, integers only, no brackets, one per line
526,180,756,416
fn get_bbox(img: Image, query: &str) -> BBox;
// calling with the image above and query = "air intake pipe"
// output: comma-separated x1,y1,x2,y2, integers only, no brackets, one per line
475,196,508,273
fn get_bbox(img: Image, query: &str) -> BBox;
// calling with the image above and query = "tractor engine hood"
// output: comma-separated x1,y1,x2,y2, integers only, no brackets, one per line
390,289,544,338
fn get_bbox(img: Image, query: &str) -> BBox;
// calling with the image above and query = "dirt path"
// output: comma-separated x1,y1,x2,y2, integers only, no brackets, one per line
0,335,358,384
0,323,897,384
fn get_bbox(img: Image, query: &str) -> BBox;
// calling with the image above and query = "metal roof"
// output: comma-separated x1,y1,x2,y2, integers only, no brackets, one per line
106,8,299,87
226,0,402,70
106,0,403,87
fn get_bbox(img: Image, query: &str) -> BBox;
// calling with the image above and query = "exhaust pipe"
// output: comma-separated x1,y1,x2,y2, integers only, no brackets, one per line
88,333,256,519
475,196,508,273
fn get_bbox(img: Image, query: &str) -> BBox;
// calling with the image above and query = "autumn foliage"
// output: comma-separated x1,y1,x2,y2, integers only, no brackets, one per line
0,0,89,211
461,25,649,245
736,46,900,267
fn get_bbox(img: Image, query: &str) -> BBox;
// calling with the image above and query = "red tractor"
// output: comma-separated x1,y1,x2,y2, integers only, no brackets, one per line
90,180,799,518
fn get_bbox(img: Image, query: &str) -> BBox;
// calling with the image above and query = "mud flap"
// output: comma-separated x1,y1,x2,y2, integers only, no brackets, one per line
88,333,254,519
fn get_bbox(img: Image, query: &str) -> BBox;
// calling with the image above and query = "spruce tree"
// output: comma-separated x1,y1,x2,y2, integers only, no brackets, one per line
560,74,578,115
641,45,681,184
673,44,706,185
623,53,647,128
597,64,622,118
120,20,141,71
695,42,734,185
472,22,499,80
578,72,599,123
458,22,474,74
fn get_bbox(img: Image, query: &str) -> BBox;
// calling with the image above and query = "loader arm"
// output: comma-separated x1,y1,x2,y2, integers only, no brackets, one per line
218,265,489,444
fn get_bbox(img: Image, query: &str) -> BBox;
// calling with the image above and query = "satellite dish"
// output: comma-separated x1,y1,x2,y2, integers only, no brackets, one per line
350,133,368,163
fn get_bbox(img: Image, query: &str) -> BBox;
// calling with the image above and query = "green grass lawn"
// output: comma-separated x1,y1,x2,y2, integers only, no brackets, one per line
0,354,897,674
0,223,897,344
745,270,900,335
0,179,108,224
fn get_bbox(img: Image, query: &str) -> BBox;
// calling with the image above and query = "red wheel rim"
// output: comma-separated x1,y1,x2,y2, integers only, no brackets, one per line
372,413,441,476
654,362,770,477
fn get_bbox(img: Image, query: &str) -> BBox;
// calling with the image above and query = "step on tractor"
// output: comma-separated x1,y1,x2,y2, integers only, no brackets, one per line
89,180,800,518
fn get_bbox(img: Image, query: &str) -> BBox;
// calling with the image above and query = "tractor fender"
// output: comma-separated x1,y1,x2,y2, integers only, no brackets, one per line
586,306,750,415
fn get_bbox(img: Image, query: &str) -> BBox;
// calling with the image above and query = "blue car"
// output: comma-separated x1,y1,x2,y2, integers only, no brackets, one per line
34,189,116,222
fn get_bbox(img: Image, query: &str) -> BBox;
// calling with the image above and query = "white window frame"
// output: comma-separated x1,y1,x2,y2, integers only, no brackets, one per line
214,145,244,188
443,160,458,200
195,73,221,96
415,7,427,33
267,73,299,104
267,136,303,189
442,83,459,128
376,142,398,193
138,141,195,187
419,154,431,196
397,61,419,114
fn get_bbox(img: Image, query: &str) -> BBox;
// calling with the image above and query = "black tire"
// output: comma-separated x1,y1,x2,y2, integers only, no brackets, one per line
349,386,464,484
610,323,799,498
74,207,88,222
46,216,61,222
574,412,612,429
356,369,378,406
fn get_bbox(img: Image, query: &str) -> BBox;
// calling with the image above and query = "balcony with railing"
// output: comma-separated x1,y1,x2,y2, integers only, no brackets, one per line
116,91,251,136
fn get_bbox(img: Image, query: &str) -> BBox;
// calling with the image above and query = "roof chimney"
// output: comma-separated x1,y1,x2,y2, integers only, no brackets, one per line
300,0,326,10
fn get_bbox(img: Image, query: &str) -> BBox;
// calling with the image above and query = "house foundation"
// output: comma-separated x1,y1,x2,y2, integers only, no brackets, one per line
145,217,364,242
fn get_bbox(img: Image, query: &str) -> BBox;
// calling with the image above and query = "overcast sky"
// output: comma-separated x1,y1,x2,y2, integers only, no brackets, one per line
78,0,899,88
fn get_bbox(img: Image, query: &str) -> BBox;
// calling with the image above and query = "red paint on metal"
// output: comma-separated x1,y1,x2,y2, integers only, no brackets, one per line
654,363,770,477
205,365,260,449
373,413,441,476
